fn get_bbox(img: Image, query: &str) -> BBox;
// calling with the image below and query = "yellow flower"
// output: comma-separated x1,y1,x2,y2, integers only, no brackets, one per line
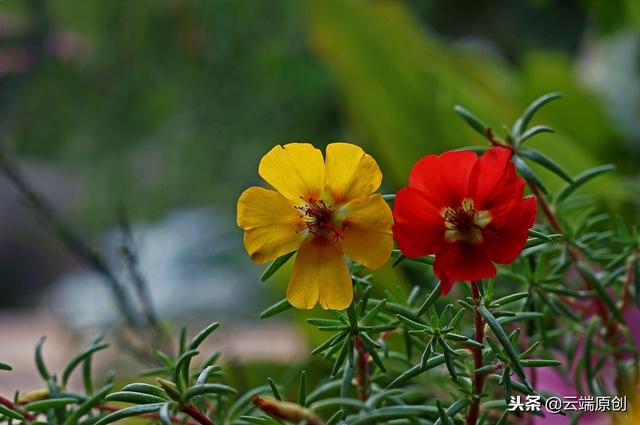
237,142,393,310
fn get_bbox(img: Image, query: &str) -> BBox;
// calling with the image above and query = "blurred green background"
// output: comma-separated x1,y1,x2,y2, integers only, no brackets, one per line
0,0,639,391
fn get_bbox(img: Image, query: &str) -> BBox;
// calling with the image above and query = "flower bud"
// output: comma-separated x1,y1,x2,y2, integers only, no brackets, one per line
252,395,323,425
156,378,182,402
18,388,50,404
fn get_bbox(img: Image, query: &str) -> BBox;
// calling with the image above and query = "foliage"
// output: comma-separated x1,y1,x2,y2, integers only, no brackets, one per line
1,94,638,425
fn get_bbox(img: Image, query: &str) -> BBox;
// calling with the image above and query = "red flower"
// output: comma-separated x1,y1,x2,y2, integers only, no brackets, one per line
392,147,537,294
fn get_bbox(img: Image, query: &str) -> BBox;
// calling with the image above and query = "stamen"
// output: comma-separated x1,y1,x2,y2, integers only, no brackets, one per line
442,199,491,244
296,197,343,242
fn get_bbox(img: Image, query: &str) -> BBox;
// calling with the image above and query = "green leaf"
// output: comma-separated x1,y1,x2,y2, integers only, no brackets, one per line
0,362,12,371
226,385,272,421
25,397,78,412
184,384,237,402
584,318,600,395
173,350,199,394
396,314,429,330
520,341,541,359
259,299,291,319
420,338,434,369
62,343,109,387
105,391,167,404
517,126,555,145
453,105,488,137
312,331,348,355
435,400,454,425
361,299,387,324
512,92,562,137
178,327,187,356
153,350,175,368
0,404,24,421
577,264,625,322
491,292,529,307
433,399,470,425
93,403,165,425
523,234,564,249
196,365,221,385
496,312,544,326
519,149,573,183
35,336,50,381
528,228,552,240
439,339,458,381
340,359,355,405
159,403,173,425
188,322,220,351
520,359,562,367
346,303,359,330
326,410,344,425
514,156,548,195
298,370,307,407
417,282,441,316
478,306,531,390
348,406,438,425
62,384,113,425
139,366,171,378
358,333,386,372
454,146,489,153
391,250,434,266
261,252,295,282
556,164,616,204
267,378,282,401
387,351,466,389
121,383,168,399
331,337,351,377
310,397,365,411
306,380,341,404
496,410,509,425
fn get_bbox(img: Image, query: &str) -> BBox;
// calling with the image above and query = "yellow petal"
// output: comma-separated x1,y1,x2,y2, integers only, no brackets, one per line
287,237,353,310
339,194,393,269
258,143,325,201
237,187,304,264
325,143,382,203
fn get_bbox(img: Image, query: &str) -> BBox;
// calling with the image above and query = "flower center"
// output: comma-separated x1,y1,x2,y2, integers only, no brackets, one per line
442,199,491,244
296,197,344,242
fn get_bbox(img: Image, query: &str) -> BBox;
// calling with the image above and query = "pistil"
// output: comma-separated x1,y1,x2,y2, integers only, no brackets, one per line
297,197,343,242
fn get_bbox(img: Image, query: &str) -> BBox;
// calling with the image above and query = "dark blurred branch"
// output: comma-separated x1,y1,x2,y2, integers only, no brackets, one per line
119,210,159,328
0,149,144,328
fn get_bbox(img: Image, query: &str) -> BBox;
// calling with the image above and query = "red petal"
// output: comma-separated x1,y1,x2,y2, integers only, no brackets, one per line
392,186,445,258
433,241,496,294
467,147,524,210
482,196,537,264
408,151,477,209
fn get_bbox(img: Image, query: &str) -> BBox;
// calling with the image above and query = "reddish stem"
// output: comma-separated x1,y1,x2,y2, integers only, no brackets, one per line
0,395,37,422
527,181,609,319
466,281,485,425
182,405,215,425
354,336,370,401
485,128,510,148
526,177,636,394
